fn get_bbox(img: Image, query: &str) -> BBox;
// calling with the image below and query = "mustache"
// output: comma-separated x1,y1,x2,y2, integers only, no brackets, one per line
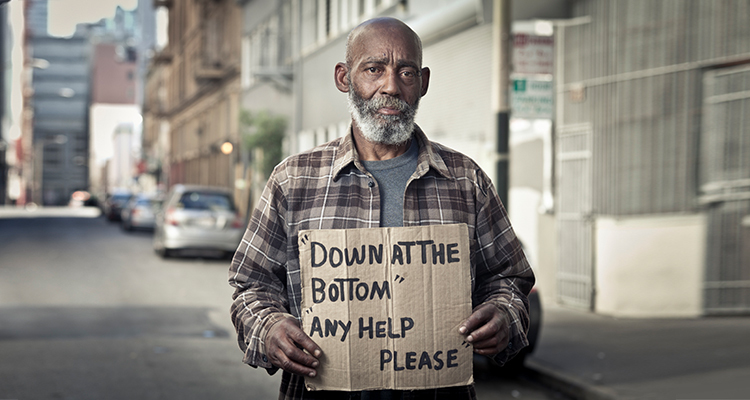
363,96,411,112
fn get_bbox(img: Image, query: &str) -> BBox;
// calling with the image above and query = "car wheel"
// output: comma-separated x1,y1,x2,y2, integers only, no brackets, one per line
156,247,172,258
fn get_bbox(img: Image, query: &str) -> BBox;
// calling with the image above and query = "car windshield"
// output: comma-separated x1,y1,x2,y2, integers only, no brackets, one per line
136,198,157,207
178,191,234,211
112,194,132,204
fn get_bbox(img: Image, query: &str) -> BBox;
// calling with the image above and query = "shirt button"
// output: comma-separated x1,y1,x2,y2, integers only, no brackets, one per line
368,181,375,188
262,355,268,362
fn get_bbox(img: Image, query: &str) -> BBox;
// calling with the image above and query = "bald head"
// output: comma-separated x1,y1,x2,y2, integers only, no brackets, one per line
334,16,430,148
345,18,423,68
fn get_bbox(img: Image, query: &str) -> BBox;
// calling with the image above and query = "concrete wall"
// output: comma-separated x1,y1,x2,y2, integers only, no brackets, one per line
300,39,349,132
595,214,707,318
417,23,495,180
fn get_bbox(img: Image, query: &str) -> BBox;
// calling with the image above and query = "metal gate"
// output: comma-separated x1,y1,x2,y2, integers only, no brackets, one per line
556,123,595,310
701,65,750,314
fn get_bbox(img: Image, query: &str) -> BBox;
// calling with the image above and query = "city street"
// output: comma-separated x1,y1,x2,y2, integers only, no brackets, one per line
0,207,565,400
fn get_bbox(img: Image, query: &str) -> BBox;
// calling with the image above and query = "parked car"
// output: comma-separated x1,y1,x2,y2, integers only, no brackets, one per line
103,191,133,221
68,190,97,208
153,184,245,258
121,193,162,231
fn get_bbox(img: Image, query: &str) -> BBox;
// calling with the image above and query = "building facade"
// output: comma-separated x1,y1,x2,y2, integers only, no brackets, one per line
146,0,243,210
1,3,9,205
554,0,750,316
17,1,151,206
235,0,294,212
29,34,91,205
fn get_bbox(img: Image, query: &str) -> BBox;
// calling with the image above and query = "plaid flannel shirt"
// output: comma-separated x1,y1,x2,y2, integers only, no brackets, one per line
229,126,535,400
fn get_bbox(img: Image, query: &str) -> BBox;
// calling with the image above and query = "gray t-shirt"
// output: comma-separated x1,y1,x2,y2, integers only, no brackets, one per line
361,139,419,227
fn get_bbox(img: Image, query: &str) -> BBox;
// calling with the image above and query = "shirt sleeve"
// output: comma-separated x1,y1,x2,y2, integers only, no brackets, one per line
228,170,292,369
471,167,536,366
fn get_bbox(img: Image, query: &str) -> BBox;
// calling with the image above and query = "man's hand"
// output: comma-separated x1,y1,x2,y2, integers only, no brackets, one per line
459,303,510,356
266,317,323,377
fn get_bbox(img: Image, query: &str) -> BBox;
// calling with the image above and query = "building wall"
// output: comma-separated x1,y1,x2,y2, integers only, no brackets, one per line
1,4,8,204
300,38,349,133
560,0,750,216
24,0,47,38
110,122,136,190
291,0,408,153
30,35,90,205
417,23,495,181
91,43,137,104
557,0,750,315
238,0,296,213
142,59,170,191
152,0,242,207
595,214,706,318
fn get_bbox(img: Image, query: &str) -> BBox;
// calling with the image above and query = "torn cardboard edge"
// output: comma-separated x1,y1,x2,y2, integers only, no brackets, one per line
298,223,473,391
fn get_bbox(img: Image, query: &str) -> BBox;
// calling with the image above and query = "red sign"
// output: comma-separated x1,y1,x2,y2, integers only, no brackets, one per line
513,34,554,75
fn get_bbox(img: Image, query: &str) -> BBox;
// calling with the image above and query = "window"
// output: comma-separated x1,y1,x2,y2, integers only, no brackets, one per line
179,191,235,211
243,6,292,88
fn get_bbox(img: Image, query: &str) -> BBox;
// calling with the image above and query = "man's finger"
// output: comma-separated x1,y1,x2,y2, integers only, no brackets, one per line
459,303,495,335
287,325,323,359
267,318,322,376
270,347,319,377
465,320,499,343
276,333,320,367
470,331,508,354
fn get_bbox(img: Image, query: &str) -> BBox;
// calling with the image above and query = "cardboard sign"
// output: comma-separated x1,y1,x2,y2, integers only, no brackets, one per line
298,224,473,391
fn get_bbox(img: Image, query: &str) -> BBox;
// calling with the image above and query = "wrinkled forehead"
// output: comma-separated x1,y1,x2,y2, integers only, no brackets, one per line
347,21,422,67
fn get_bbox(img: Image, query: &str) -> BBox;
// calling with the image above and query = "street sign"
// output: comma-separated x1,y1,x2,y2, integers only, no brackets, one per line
511,76,553,119
513,34,554,75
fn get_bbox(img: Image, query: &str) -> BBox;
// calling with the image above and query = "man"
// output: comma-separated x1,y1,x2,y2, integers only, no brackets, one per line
229,17,534,400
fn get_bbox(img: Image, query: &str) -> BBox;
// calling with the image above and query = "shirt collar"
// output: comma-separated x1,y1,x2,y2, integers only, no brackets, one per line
332,124,454,181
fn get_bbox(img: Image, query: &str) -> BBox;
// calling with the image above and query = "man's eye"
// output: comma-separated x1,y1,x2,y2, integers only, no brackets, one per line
367,67,379,73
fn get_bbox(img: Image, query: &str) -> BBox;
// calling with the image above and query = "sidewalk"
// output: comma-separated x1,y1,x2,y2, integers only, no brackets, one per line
524,304,750,400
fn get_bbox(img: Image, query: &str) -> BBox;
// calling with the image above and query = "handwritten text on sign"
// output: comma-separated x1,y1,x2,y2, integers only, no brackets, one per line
299,224,473,391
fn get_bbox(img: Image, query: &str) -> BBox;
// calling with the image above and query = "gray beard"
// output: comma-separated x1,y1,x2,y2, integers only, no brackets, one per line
347,84,419,146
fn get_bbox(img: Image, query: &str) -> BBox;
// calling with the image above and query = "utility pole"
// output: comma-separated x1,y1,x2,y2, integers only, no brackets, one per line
492,0,511,208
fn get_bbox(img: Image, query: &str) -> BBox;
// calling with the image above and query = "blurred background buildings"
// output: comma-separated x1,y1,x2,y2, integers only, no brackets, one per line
1,0,749,318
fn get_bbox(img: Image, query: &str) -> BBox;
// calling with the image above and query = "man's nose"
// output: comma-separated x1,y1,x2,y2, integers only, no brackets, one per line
380,69,401,97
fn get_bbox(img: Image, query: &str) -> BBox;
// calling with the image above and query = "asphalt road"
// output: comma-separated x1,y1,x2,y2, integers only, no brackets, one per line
0,207,565,400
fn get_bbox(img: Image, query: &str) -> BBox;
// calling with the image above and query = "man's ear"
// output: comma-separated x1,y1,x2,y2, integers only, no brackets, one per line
334,62,350,93
420,67,431,97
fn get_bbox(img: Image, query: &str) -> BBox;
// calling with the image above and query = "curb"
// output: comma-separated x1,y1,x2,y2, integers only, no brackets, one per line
522,359,618,400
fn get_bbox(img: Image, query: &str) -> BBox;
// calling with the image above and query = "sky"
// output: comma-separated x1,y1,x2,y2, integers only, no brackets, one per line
47,0,138,37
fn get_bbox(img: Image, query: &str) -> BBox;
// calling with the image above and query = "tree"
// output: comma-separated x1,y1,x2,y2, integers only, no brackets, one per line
239,109,287,178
